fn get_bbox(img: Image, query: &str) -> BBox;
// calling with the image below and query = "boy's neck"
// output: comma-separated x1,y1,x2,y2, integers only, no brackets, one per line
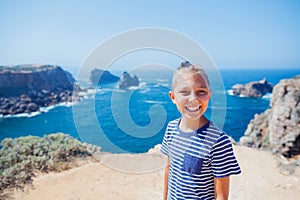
179,117,208,132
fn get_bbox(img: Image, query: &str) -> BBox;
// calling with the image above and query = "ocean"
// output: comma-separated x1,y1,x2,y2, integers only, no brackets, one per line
0,68,299,153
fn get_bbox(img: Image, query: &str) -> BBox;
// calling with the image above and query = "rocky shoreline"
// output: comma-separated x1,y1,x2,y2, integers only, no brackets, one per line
0,65,143,116
0,90,82,116
0,65,84,116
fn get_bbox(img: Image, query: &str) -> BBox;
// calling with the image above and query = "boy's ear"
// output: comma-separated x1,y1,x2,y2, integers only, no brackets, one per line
208,89,212,100
169,91,176,104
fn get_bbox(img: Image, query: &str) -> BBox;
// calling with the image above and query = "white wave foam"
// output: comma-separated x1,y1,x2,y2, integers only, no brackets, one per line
76,89,97,99
262,93,272,99
153,83,169,88
139,88,151,94
226,90,248,98
87,89,96,94
1,109,45,118
127,82,147,90
155,79,169,83
127,86,139,90
0,111,41,118
144,100,166,104
113,89,126,93
227,89,234,96
0,102,74,119
96,88,114,94
115,82,147,91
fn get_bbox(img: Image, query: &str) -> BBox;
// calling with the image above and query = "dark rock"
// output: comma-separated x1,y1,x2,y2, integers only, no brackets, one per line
0,109,9,115
27,103,38,112
90,69,120,84
14,107,26,114
232,78,273,97
240,75,300,158
0,64,84,116
17,103,28,110
0,65,75,97
119,71,139,89
1,102,12,110
64,70,75,83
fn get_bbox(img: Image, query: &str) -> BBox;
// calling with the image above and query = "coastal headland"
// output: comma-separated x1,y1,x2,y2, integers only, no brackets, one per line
0,65,83,116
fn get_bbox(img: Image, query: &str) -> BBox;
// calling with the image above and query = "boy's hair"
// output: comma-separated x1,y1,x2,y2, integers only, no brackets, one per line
172,61,210,90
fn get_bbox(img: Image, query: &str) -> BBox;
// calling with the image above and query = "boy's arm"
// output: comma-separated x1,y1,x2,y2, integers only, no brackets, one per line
214,176,230,200
163,158,170,200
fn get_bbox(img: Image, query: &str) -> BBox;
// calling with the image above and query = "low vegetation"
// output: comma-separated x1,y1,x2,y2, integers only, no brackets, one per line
0,133,100,194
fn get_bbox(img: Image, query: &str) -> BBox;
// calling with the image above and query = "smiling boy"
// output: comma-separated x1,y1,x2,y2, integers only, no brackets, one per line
161,62,241,200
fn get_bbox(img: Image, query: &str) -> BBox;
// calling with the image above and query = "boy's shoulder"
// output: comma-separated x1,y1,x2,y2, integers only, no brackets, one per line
207,122,235,147
207,121,228,137
167,118,180,128
205,121,232,143
207,121,223,132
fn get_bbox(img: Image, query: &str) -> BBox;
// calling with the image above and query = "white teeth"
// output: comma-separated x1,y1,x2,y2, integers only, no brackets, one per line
186,106,200,112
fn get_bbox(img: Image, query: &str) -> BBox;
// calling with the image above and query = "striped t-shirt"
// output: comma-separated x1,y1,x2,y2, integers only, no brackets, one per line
161,118,241,200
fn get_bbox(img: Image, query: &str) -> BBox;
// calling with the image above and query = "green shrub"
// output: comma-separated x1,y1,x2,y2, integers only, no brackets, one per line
0,133,100,191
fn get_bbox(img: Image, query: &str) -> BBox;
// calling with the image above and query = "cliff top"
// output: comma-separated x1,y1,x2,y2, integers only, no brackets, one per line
0,64,59,74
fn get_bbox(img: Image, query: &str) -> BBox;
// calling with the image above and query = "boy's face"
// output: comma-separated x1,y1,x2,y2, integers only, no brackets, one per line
169,71,212,121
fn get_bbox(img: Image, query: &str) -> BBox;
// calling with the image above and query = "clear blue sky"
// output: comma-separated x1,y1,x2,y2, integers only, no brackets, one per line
1,0,300,71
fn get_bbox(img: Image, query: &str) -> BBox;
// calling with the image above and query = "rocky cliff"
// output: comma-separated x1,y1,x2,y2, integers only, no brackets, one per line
89,69,119,84
119,71,139,89
232,78,273,97
240,76,300,158
0,64,82,115
0,65,75,97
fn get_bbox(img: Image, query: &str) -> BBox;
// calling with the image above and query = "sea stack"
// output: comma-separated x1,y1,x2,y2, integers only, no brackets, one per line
232,78,273,97
118,71,139,89
89,69,120,85
239,75,300,158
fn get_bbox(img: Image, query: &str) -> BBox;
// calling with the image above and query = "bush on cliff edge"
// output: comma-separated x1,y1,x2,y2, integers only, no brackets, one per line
0,133,100,192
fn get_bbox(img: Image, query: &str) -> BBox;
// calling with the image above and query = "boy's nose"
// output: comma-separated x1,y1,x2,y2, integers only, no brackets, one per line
188,92,197,101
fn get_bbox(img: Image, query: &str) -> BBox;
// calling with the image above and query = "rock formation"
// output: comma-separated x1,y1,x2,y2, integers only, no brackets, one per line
119,71,139,89
239,75,300,158
0,64,83,115
90,69,119,84
232,78,273,97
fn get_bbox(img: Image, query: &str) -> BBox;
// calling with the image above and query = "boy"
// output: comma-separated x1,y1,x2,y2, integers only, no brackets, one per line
161,61,241,200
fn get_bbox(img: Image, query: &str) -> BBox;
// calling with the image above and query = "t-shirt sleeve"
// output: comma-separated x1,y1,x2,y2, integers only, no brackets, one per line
211,133,241,178
160,123,170,156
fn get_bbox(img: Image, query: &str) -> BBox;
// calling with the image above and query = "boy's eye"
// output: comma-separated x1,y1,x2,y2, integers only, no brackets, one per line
179,90,190,95
196,90,208,95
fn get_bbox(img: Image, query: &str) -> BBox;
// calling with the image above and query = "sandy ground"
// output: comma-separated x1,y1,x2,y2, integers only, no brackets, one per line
7,145,300,200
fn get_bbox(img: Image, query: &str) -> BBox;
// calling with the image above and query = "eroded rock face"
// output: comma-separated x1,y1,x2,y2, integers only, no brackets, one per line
89,69,120,85
232,78,273,97
0,64,82,115
240,76,300,158
118,71,139,89
0,65,75,97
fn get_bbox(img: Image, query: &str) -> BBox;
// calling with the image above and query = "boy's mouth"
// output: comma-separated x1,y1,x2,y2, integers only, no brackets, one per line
185,106,201,112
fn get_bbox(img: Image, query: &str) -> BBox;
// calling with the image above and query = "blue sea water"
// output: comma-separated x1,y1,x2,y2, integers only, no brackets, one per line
0,68,299,153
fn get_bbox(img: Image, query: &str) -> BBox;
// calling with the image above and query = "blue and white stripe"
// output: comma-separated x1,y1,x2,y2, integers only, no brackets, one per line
161,118,241,200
